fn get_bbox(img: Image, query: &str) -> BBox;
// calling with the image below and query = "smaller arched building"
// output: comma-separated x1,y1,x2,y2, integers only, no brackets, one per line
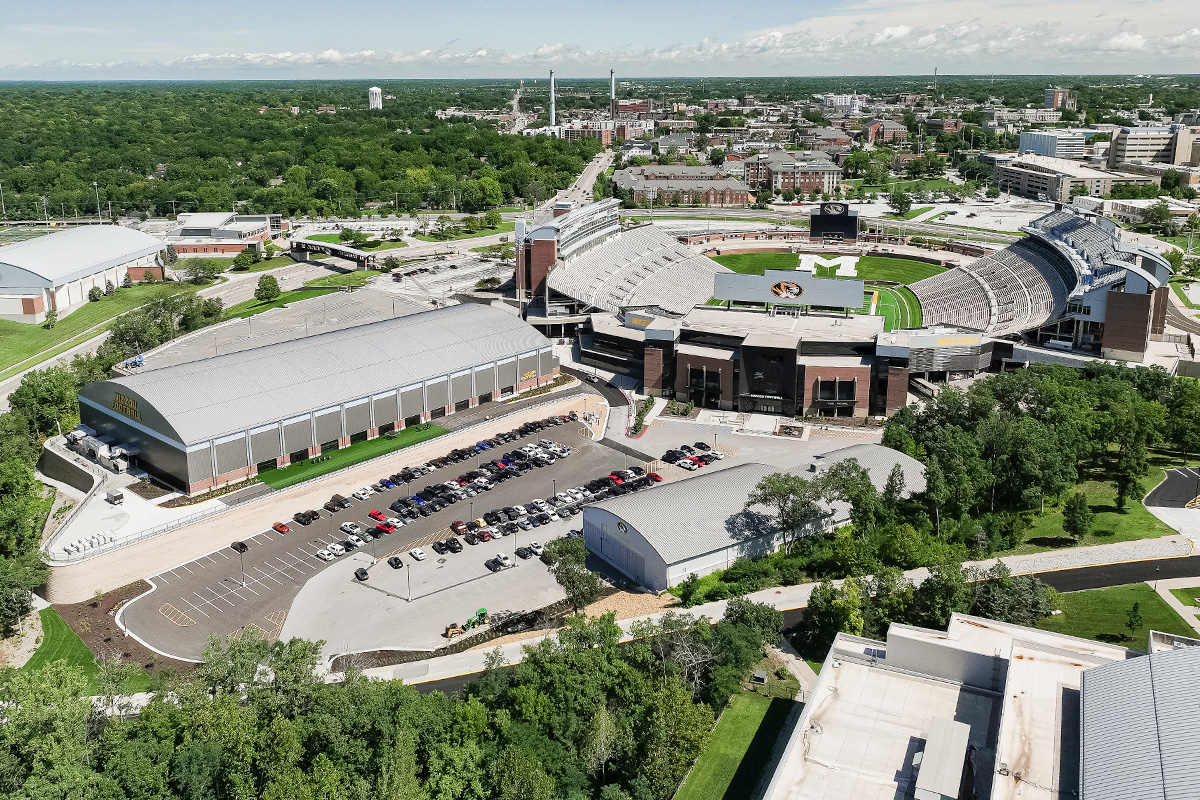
78,304,558,494
582,444,925,592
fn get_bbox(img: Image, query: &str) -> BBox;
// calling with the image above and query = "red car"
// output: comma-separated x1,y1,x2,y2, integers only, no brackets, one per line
451,521,468,534
607,474,624,484
368,509,386,522
272,522,290,534
688,456,705,467
375,522,396,535
477,529,493,543
648,472,662,482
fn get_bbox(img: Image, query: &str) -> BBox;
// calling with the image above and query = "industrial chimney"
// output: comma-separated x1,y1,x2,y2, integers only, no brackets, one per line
610,69,616,118
549,70,556,127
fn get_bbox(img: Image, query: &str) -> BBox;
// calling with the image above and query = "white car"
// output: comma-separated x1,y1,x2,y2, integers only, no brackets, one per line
409,548,427,561
511,504,529,517
328,543,346,556
566,488,584,501
528,541,544,556
708,449,725,460
555,492,573,505
531,498,548,511
573,486,590,499
352,487,373,501
339,521,363,535
316,549,335,561
495,552,513,568
677,459,698,471
386,516,404,528
347,534,368,548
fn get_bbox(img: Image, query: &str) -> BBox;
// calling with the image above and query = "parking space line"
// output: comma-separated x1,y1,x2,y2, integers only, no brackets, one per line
188,593,214,617
253,566,287,586
178,564,194,574
218,551,231,559
222,583,252,603
206,586,238,608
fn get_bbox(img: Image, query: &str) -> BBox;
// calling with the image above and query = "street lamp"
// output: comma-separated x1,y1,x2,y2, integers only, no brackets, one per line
93,182,101,221
238,550,246,587
0,179,6,220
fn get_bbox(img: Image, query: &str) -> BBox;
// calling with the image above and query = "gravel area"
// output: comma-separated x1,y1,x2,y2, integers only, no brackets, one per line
983,536,1194,576
467,589,679,651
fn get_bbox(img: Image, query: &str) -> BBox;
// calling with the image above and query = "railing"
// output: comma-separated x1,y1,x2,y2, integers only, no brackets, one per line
43,394,581,565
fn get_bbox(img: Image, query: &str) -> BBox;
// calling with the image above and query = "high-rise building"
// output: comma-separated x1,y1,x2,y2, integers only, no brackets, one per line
368,87,382,110
1020,130,1086,159
1107,125,1200,168
1045,87,1076,110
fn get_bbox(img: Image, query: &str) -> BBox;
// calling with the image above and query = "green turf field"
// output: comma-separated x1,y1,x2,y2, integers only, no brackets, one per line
1036,583,1196,652
223,288,338,319
710,252,799,274
872,286,922,330
258,424,449,489
675,693,798,800
21,609,97,678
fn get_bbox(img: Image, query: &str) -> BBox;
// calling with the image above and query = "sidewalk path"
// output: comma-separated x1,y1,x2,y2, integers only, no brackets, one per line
1150,576,1200,636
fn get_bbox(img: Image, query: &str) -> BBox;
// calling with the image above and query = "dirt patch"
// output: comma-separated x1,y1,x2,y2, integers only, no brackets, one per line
161,476,260,507
125,477,172,501
0,607,45,669
40,489,78,544
54,580,196,675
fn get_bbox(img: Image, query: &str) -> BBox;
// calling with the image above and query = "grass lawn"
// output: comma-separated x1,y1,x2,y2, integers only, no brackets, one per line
22,609,97,678
822,255,945,283
998,466,1176,556
304,270,382,288
711,252,798,274
414,222,515,242
229,254,300,273
676,692,798,800
307,234,408,251
889,206,934,220
1169,587,1200,608
0,281,197,377
1170,277,1199,310
1036,584,1196,652
223,288,338,319
258,424,450,489
872,285,923,330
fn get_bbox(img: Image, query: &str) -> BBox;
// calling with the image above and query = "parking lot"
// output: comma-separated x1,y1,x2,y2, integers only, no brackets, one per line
120,420,635,661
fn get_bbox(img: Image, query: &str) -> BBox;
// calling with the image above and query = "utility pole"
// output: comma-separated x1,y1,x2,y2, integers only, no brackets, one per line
93,181,101,221
0,179,6,219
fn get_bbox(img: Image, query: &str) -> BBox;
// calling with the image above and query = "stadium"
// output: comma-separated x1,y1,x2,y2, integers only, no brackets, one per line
517,201,1174,416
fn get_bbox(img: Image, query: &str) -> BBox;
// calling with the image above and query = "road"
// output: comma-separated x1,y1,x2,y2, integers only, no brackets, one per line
1145,467,1200,508
408,552,1200,694
560,365,628,407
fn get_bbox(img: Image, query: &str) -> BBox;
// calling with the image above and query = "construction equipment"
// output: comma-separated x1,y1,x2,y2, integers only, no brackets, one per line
445,624,466,639
444,608,490,639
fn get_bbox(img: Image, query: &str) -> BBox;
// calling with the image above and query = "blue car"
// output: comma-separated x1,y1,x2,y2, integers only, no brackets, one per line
476,441,491,450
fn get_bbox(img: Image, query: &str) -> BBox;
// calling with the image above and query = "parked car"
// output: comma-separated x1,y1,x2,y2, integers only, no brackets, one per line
352,487,374,501
477,529,493,543
515,547,533,560
409,548,427,561
272,522,290,534
387,556,403,569
354,567,369,581
528,541,545,556
516,518,533,531
347,534,368,548
368,509,386,522
648,472,663,482
494,552,513,568
444,537,463,553
316,549,335,561
375,522,396,535
679,445,696,455
331,494,352,508
328,542,346,556
693,442,712,452
340,521,363,535
431,541,448,555
463,532,479,545
451,520,468,534
231,541,248,553
677,459,698,471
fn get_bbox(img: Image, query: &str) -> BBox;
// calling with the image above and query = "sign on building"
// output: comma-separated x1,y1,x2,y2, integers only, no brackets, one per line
713,269,864,308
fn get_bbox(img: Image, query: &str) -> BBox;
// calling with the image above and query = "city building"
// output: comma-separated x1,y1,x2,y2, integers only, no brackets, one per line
1019,130,1087,159
861,118,909,144
167,212,280,255
760,614,1142,800
1045,86,1076,110
615,98,653,115
76,304,558,495
742,150,840,193
612,174,750,208
924,117,962,134
581,444,925,591
1107,125,1200,169
994,154,1159,202
0,226,165,324
368,86,382,110
989,108,1063,125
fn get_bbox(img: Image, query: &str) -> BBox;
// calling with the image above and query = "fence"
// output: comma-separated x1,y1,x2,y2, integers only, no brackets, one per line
43,394,581,565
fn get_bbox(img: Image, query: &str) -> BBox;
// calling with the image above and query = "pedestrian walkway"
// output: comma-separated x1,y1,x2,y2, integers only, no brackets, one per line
1151,576,1200,636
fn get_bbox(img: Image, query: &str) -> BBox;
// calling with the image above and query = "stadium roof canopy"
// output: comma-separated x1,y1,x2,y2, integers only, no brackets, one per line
0,226,165,286
90,304,549,446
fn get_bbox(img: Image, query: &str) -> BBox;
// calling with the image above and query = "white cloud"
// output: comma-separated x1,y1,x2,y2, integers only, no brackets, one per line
1,0,1198,77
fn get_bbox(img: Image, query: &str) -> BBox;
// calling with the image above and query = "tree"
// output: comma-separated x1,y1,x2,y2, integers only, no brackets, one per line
88,286,103,302
986,185,1001,198
483,208,502,229
582,707,619,780
164,243,178,266
184,260,223,284
122,272,133,288
1062,491,1094,540
1125,601,1143,640
254,274,282,303
382,255,401,272
232,250,256,271
1142,200,1173,233
42,308,58,330
887,189,913,216
746,472,829,552
543,536,603,611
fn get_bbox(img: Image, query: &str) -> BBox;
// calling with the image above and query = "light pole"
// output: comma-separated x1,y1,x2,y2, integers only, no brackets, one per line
0,179,6,220
238,550,246,587
93,182,101,221
406,564,412,601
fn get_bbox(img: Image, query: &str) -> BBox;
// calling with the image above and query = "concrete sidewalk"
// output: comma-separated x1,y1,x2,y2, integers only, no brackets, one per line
1150,576,1200,636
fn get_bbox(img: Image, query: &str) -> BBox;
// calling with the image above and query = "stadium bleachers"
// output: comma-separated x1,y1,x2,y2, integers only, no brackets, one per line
547,225,729,316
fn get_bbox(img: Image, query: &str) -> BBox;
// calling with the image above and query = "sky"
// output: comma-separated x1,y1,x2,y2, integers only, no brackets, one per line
2,0,1198,80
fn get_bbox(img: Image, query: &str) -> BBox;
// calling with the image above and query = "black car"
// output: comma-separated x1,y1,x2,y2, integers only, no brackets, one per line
418,506,433,517
341,539,358,551
323,499,341,513
231,540,248,553
483,511,502,525
463,532,479,545
679,445,696,455
331,494,352,509
515,547,533,560
387,556,403,569
535,512,552,525
430,541,448,555
629,466,647,477
444,537,463,553
354,567,369,581
693,442,712,452
609,484,628,496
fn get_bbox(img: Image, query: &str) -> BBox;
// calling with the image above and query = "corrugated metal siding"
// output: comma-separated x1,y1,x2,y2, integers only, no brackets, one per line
400,387,424,419
451,372,472,404
187,446,214,481
518,353,537,381
372,391,398,426
426,379,448,410
344,401,370,435
474,365,496,395
314,411,342,443
283,419,313,451
497,358,517,388
214,436,247,474
539,349,553,375
250,428,281,462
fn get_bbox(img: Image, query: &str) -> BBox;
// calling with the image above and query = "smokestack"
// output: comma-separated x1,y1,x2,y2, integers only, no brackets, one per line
549,70,556,127
610,69,616,118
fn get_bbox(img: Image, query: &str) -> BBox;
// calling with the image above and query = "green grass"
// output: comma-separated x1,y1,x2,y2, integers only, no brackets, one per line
414,222,515,242
998,466,1176,556
889,206,934,220
821,255,945,283
304,270,382,288
872,286,923,330
306,234,408,251
676,693,797,800
229,254,300,273
1170,278,1200,310
1169,587,1200,608
258,424,450,489
22,609,97,678
711,252,799,274
223,288,338,319
0,281,197,376
1036,584,1196,652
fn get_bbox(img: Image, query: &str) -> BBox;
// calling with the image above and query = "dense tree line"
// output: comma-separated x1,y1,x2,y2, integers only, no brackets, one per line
0,601,782,800
0,83,601,220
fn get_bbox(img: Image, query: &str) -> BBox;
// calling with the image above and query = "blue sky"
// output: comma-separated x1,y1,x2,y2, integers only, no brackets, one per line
2,0,1197,78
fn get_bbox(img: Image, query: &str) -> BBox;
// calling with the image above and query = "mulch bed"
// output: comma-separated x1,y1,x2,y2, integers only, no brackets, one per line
125,477,172,501
54,580,196,675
